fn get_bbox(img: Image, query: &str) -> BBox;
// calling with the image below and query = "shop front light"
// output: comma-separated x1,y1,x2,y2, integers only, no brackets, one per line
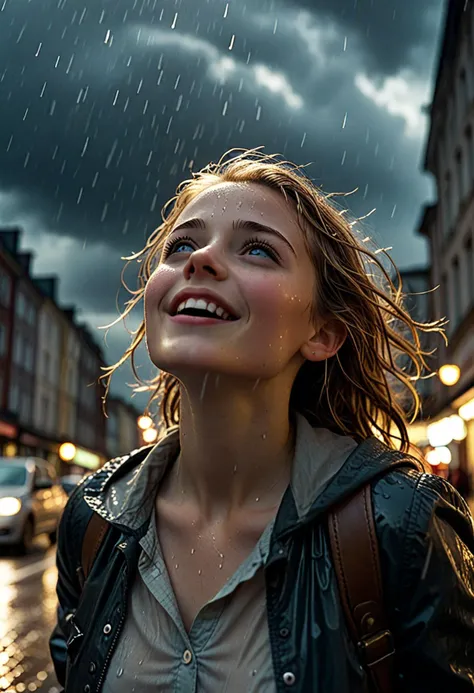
142,427,158,443
459,398,474,422
426,446,452,467
427,418,453,447
438,364,461,387
0,497,22,517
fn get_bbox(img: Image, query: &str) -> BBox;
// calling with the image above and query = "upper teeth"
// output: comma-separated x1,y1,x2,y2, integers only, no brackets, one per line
176,297,232,320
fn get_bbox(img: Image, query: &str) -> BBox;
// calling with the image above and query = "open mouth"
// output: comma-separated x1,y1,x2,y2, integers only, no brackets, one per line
172,297,238,321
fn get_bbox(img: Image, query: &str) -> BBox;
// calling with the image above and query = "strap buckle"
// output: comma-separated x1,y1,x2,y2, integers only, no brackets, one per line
358,629,395,668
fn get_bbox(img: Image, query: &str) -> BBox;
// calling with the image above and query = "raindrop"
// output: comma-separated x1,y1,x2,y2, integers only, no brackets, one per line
341,150,347,166
343,36,348,51
391,204,397,218
200,372,209,400
229,35,235,51
342,112,347,129
300,132,306,147
223,3,229,18
171,12,178,29
117,668,124,678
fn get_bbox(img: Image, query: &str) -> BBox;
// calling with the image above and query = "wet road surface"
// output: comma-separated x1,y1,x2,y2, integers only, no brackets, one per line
0,536,60,692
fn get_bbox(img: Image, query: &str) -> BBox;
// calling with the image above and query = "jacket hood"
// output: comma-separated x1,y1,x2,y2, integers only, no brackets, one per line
83,415,415,539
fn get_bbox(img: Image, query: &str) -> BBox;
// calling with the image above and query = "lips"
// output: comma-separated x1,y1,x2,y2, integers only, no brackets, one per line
168,289,239,320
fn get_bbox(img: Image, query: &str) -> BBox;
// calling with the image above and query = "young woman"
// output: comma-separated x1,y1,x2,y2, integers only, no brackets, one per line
50,149,474,692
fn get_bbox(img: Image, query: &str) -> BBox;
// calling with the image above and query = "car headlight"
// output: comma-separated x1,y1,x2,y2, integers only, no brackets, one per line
0,497,22,517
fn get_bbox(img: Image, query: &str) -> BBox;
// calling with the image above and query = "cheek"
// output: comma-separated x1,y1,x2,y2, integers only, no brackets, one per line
144,265,176,314
249,275,312,327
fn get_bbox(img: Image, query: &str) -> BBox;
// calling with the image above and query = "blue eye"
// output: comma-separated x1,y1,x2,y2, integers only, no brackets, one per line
174,242,194,253
243,237,279,262
248,246,272,258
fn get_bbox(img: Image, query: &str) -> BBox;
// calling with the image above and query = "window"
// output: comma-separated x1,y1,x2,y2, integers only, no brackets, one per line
25,343,33,372
16,293,26,319
9,381,19,413
13,333,23,365
41,395,49,429
452,257,462,329
455,150,465,204
443,172,452,235
43,351,50,380
27,304,36,326
0,271,11,307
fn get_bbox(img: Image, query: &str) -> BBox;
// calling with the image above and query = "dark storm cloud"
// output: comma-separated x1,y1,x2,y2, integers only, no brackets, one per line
285,0,443,74
0,0,445,393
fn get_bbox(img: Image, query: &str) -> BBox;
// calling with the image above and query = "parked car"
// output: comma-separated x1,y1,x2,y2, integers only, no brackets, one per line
60,474,86,496
0,457,68,553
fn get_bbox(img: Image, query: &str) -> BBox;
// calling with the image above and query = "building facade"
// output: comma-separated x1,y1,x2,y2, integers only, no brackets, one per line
106,396,141,459
58,308,80,441
417,0,474,476
75,325,107,460
0,233,20,451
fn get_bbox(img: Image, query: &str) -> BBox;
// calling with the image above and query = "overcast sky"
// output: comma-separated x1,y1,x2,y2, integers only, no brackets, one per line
0,0,445,406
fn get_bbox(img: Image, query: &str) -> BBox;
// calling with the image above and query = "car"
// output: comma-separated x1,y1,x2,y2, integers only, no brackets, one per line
0,456,68,553
60,474,86,496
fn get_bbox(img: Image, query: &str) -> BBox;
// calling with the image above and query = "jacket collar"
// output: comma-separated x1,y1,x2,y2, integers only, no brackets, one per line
82,416,407,539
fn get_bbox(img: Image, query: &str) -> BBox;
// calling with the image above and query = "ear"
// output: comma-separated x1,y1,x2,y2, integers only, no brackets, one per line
300,318,347,363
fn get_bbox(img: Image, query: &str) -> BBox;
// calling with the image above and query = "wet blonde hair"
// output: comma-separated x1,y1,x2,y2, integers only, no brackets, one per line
101,148,445,451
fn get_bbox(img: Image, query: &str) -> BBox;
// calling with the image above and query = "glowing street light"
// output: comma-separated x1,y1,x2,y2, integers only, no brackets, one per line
59,442,76,462
438,364,460,387
142,427,158,443
138,415,153,430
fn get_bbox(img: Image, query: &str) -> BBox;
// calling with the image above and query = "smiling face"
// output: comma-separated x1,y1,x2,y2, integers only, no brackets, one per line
144,181,333,385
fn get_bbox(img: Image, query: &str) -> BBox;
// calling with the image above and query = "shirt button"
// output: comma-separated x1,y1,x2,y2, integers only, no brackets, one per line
283,671,296,686
183,649,193,664
103,624,112,634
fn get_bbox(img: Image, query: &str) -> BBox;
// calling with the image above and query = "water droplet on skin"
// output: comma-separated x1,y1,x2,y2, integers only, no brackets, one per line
255,497,260,502
262,433,267,440
198,569,202,575
219,563,223,569
117,668,124,677
233,465,237,474
175,564,179,569
191,548,195,554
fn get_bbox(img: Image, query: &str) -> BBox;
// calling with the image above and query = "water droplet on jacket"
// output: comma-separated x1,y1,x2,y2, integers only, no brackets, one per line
252,669,257,676
117,668,124,677
383,493,390,500
138,659,143,666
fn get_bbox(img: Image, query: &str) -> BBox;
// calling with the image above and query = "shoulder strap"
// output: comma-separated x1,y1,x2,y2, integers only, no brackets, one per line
328,483,394,693
81,512,110,583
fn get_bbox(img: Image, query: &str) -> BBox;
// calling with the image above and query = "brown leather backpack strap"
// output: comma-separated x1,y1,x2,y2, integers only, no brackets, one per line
81,512,110,582
328,483,394,693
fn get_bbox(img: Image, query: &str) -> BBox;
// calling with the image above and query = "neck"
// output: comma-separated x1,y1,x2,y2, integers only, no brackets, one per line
165,374,295,519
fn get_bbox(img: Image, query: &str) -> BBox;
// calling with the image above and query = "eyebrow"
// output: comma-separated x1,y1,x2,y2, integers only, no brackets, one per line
170,217,297,256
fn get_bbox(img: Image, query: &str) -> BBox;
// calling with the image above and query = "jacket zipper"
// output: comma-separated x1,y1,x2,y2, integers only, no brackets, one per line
95,547,129,692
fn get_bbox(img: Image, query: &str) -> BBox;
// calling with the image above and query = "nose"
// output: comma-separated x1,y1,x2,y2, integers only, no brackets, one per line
183,244,228,281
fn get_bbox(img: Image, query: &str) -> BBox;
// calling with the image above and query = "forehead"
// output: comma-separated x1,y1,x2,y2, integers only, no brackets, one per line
175,181,300,226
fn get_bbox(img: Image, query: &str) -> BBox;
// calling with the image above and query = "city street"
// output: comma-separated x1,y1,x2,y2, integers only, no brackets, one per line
0,537,60,693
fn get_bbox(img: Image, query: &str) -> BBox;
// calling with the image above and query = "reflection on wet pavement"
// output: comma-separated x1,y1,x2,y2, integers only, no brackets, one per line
0,538,60,692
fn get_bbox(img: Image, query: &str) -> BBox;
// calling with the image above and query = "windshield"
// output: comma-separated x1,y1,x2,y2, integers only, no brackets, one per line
0,462,27,486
